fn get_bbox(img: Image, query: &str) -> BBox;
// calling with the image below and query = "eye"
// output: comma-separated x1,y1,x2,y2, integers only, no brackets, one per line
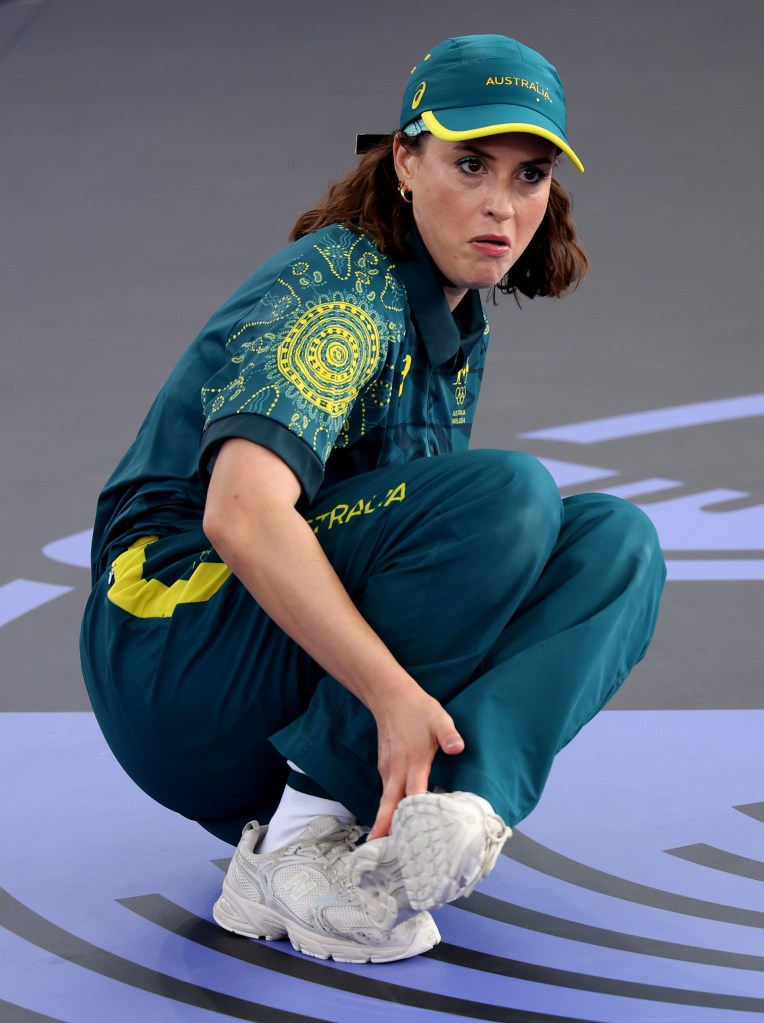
519,165,550,184
457,156,484,175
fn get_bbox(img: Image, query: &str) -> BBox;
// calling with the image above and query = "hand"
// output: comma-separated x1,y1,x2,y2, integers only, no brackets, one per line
368,687,464,840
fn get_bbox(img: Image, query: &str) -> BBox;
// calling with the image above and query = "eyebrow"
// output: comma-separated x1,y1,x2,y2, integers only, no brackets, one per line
454,142,554,167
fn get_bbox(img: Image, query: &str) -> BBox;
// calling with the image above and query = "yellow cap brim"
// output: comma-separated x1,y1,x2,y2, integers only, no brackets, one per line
421,110,584,173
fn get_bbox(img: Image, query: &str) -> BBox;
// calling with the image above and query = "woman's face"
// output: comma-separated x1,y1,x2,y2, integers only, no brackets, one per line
393,132,555,310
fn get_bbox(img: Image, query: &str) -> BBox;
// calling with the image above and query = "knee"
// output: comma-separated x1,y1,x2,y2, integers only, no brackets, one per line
481,450,563,541
569,493,665,580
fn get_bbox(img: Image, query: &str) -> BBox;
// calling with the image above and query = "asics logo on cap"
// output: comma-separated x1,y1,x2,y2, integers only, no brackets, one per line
412,82,426,109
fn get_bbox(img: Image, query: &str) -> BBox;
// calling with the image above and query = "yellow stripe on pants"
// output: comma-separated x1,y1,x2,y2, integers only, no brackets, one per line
107,536,231,618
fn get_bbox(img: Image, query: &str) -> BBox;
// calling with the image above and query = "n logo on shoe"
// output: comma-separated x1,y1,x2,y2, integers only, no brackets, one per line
281,870,320,900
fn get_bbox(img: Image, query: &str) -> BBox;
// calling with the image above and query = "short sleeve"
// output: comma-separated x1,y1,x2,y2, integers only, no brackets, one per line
200,229,399,499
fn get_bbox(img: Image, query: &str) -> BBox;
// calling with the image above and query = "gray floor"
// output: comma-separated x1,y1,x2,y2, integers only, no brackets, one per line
2,3,764,1019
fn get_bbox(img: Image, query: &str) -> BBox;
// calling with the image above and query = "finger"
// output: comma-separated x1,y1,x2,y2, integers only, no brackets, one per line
405,762,431,796
439,727,465,755
369,801,393,841
369,774,405,840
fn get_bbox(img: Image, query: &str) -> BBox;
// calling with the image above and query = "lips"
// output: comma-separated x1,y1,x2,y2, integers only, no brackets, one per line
469,235,511,257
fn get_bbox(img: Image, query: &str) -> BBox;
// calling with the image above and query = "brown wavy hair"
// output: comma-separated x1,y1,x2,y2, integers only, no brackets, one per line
290,133,588,300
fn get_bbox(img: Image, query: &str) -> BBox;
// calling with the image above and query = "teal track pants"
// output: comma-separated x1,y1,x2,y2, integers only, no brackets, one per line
80,450,666,844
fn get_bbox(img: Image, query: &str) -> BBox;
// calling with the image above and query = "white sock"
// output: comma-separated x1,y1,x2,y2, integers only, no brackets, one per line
259,781,354,854
457,791,497,817
429,788,499,821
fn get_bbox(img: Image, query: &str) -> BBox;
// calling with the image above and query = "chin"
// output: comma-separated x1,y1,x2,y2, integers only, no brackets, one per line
470,273,509,291
448,260,513,293
474,264,514,290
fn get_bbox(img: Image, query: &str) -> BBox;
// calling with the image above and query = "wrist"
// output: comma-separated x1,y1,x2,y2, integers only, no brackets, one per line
365,672,428,720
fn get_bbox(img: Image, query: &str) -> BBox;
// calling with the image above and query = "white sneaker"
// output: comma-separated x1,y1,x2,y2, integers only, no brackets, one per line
349,792,511,930
212,816,441,963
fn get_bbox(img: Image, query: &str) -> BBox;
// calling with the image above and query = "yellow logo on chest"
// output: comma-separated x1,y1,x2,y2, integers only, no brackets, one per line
452,361,470,425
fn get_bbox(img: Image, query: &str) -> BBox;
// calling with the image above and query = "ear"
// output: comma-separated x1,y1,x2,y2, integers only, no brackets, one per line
392,135,419,187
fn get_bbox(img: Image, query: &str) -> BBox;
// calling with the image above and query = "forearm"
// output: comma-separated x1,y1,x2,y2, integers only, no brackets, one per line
204,438,419,716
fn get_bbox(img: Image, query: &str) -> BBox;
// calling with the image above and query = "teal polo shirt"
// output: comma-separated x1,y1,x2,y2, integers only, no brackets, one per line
90,224,489,578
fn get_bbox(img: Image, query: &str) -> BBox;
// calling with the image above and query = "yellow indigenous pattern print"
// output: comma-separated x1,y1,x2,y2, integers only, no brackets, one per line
201,228,404,466
277,301,381,418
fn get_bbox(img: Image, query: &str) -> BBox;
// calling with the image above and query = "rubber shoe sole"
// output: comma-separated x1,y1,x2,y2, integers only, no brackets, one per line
350,792,511,930
213,883,440,963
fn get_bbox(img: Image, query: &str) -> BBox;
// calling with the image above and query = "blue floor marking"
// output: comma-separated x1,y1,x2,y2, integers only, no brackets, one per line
3,713,764,1021
0,580,73,629
521,394,764,444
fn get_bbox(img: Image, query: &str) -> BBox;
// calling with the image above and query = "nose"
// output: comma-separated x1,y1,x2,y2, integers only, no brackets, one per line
485,185,515,221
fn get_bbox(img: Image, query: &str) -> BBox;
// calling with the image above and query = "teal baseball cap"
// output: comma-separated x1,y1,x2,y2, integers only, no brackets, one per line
400,34,584,173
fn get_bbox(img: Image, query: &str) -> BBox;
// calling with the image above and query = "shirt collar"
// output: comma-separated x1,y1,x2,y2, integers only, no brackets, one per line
394,227,485,366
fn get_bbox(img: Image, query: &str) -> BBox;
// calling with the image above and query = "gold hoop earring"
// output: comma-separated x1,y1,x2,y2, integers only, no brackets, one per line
398,180,413,204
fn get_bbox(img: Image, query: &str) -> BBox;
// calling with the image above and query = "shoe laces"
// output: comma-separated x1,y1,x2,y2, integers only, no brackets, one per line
317,821,367,866
309,821,374,905
293,819,367,868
